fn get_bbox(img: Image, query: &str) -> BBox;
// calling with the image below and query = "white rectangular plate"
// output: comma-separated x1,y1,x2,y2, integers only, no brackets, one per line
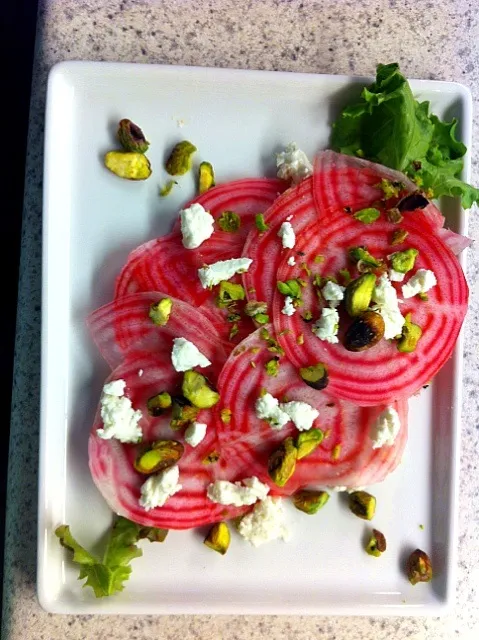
39,61,471,615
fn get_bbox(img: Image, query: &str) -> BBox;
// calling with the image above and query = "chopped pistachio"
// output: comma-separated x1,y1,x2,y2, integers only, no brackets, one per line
147,391,172,416
418,292,429,301
397,313,422,353
134,440,184,475
159,180,177,197
389,248,419,274
227,312,241,323
299,363,328,390
182,370,220,409
376,178,404,199
229,323,239,340
149,298,173,326
117,119,150,153
419,524,425,531
293,489,330,514
244,301,268,317
295,428,324,459
277,279,302,299
268,437,297,487
165,140,197,175
344,310,385,352
170,397,199,431
255,213,269,232
250,347,261,354
198,161,215,194
138,526,168,542
220,408,232,424
353,207,381,224
312,274,323,288
203,451,220,464
314,255,325,264
104,151,152,180
331,444,341,460
296,333,304,345
204,522,230,555
217,210,241,233
300,262,311,276
265,358,280,377
301,310,313,322
348,490,376,520
216,280,245,308
391,228,409,245
339,268,352,284
344,274,376,317
254,313,269,325
365,529,387,557
407,549,433,585
348,246,382,269
387,207,404,224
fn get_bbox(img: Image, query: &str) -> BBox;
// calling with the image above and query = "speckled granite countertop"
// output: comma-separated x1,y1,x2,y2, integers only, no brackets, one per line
3,0,479,638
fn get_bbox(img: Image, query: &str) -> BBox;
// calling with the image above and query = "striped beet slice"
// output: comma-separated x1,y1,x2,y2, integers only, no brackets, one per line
313,150,471,255
89,354,247,530
87,292,228,373
272,204,468,406
214,328,408,494
241,178,317,305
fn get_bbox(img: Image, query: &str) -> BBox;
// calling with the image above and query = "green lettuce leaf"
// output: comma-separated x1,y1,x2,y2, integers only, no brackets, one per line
331,62,478,208
55,518,168,598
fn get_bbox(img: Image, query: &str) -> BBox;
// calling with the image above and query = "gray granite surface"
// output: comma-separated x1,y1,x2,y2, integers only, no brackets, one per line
2,0,479,638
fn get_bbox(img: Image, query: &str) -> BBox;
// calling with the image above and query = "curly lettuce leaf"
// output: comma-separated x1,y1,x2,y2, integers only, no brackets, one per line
55,518,168,598
331,62,478,209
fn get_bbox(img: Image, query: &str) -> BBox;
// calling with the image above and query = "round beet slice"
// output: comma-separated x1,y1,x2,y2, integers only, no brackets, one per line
87,291,228,374
272,204,468,405
214,328,408,494
89,353,247,530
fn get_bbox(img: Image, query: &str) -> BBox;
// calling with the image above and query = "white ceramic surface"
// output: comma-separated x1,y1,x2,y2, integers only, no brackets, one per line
38,61,471,615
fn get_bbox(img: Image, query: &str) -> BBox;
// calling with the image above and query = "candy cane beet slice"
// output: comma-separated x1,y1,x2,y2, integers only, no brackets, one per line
272,206,468,405
89,353,248,530
213,328,408,495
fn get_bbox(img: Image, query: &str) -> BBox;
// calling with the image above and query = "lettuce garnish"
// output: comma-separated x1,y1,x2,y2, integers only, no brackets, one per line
56,517,168,597
331,62,479,208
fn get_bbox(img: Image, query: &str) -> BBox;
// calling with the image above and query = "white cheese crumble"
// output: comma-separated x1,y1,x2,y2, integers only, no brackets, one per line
184,421,207,447
370,407,401,449
287,255,296,266
207,476,269,507
277,221,296,249
96,379,143,444
281,296,296,316
238,497,290,547
138,369,144,377
280,401,319,431
255,393,290,430
402,269,437,299
180,203,215,249
312,308,339,344
389,269,405,282
276,142,313,184
372,273,405,339
139,465,182,511
322,281,346,307
198,257,253,288
171,337,211,372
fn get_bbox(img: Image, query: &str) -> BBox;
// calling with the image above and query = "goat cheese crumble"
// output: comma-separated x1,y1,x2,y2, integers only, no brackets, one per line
180,203,215,249
238,497,290,547
139,465,182,510
276,142,313,184
402,269,437,299
207,476,270,507
372,273,405,339
97,379,143,443
171,337,211,372
312,308,340,344
184,421,207,447
198,257,253,288
281,296,296,316
370,407,401,448
322,281,346,307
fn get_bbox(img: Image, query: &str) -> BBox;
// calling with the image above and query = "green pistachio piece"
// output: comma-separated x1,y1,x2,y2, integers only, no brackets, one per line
165,140,197,176
182,371,220,409
407,549,433,585
159,180,177,197
348,246,383,269
339,268,352,284
255,213,269,232
204,522,230,555
397,313,422,353
199,161,215,194
365,528,387,557
134,440,184,474
244,301,267,317
265,358,280,377
254,313,269,325
299,363,328,390
104,151,152,180
344,274,376,317
295,428,324,459
216,280,245,308
391,228,409,245
348,490,376,520
344,310,385,352
353,207,381,224
390,248,419,274
117,119,150,153
217,210,241,233
277,279,302,299
268,437,297,487
147,391,172,416
149,298,173,326
376,178,404,199
170,397,199,431
293,489,330,514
